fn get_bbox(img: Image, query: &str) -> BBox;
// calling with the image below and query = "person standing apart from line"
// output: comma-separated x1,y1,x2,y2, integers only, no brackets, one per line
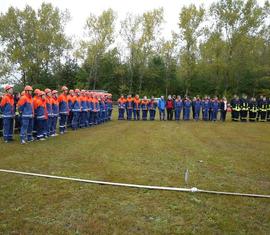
166,95,174,120
158,96,166,121
18,86,34,144
58,86,69,134
0,85,15,143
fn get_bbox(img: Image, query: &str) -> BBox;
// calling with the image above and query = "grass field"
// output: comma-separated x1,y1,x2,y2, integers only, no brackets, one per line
0,113,270,234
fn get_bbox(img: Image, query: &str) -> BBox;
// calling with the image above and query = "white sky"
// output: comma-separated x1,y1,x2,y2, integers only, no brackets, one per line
1,0,216,41
0,0,267,52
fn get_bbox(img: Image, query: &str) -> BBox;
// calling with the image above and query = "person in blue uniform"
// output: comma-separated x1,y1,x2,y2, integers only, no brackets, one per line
148,96,157,120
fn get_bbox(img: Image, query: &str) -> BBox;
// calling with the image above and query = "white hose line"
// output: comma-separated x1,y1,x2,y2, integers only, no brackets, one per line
0,169,269,199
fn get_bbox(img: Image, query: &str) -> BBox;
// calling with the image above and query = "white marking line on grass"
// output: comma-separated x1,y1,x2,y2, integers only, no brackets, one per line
0,169,270,199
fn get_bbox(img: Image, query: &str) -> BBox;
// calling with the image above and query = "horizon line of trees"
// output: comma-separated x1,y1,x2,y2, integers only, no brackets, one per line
0,0,270,99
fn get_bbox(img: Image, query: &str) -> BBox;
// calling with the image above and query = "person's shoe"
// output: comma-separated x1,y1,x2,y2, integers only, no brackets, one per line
40,138,46,141
4,140,9,143
21,140,26,145
54,133,59,136
60,132,64,135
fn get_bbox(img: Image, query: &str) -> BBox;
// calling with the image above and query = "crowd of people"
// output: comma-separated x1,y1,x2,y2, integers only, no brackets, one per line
0,85,113,144
117,94,270,122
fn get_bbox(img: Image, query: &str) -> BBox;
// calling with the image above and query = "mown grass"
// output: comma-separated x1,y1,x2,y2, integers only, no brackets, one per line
0,113,270,234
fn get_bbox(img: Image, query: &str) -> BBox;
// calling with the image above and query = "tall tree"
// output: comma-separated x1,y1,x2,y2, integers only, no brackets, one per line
210,0,269,94
178,4,205,95
0,3,70,85
77,9,116,89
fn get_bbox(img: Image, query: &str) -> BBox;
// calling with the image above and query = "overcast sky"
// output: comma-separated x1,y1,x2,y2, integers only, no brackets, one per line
1,0,216,40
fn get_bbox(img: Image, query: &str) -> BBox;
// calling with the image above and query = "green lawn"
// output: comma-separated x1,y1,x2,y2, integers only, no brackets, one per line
0,115,270,234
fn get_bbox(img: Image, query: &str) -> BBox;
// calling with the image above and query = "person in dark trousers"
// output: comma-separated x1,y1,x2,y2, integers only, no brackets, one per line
183,97,192,120
166,95,174,120
220,97,228,122
0,85,15,143
230,95,240,121
126,95,133,120
240,94,249,122
133,94,141,120
148,96,157,120
141,96,149,120
192,97,196,119
174,95,183,121
257,95,263,121
258,96,268,122
249,97,257,122
267,97,270,122
210,97,220,121
194,96,201,121
172,95,176,120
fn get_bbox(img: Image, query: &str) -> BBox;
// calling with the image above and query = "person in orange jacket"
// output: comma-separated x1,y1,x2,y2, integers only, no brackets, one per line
71,89,81,130
45,88,53,137
126,95,133,120
18,86,34,144
51,90,59,136
106,94,113,120
118,95,126,120
34,91,47,140
133,95,141,120
92,94,100,125
67,89,74,128
80,90,88,128
88,92,94,126
141,96,149,120
58,86,69,134
0,85,15,143
32,89,41,139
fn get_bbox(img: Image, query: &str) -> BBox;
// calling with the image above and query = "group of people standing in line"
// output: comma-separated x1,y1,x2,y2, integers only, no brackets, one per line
0,85,113,144
117,94,270,122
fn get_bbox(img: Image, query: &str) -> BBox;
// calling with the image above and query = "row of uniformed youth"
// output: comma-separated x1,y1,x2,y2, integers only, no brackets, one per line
117,95,270,122
0,85,113,144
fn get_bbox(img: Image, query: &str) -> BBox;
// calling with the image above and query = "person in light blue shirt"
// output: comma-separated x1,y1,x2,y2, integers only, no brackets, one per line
158,96,166,121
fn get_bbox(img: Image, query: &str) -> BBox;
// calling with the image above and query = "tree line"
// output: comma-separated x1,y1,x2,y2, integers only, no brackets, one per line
0,0,270,99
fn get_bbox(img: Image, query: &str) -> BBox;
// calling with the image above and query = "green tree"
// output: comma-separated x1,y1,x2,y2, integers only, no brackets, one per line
77,9,116,90
178,4,205,95
0,3,70,86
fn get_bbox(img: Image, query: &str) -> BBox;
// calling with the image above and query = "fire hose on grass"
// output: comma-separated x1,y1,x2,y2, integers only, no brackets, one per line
0,169,269,199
